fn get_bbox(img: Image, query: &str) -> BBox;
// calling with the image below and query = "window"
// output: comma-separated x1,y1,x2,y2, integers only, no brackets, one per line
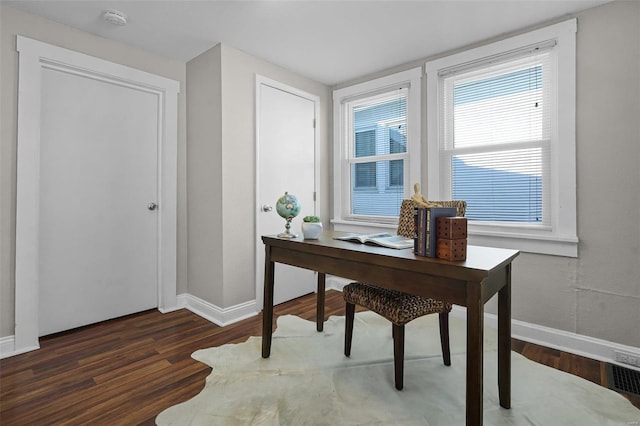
349,91,407,217
333,68,421,226
426,20,578,257
445,53,551,224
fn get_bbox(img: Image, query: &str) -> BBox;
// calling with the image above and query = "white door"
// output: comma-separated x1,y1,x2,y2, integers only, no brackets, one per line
37,66,159,336
14,36,178,352
257,78,318,306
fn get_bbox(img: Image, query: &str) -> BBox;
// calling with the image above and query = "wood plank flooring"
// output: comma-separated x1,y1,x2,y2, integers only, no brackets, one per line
1,290,638,425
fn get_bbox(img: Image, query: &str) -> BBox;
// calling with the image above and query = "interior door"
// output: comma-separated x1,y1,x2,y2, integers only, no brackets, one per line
257,80,317,306
37,66,159,336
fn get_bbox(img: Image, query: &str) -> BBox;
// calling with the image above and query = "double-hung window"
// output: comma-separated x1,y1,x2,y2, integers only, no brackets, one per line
426,20,578,256
443,48,552,224
333,68,421,227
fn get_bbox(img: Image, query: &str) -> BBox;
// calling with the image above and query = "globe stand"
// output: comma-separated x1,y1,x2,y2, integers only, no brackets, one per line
278,217,297,239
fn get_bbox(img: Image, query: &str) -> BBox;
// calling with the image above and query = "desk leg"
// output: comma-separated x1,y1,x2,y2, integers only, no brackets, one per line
467,282,484,426
498,265,512,409
262,245,275,358
316,273,326,332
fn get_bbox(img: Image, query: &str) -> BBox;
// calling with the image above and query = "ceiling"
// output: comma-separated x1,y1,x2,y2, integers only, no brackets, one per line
4,0,610,86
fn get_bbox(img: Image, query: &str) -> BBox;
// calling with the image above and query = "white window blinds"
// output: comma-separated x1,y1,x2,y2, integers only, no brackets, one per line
440,45,555,224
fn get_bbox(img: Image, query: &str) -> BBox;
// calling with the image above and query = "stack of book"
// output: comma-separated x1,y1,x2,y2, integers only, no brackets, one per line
413,206,457,257
436,216,468,261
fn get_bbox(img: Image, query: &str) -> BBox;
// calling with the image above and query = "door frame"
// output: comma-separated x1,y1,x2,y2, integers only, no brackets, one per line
254,75,320,309
14,36,179,354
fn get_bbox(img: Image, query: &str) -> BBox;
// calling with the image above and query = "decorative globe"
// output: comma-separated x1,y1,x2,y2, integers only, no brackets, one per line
275,192,301,238
276,192,301,219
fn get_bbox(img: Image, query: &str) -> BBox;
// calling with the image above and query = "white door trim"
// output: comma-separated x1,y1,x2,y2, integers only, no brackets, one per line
14,36,179,353
254,75,320,309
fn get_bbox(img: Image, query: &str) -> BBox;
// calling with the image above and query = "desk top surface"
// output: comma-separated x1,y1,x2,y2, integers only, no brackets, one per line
263,231,519,276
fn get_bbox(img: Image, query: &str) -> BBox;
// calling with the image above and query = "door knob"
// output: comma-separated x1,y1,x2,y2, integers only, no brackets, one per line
262,204,273,212
147,202,157,211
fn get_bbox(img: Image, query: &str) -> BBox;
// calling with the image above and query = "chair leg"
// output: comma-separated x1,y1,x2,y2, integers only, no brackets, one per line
345,302,355,357
439,312,451,366
392,324,405,390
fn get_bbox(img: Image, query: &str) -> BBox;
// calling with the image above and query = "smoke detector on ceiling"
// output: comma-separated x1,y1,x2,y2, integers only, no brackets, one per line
103,9,127,26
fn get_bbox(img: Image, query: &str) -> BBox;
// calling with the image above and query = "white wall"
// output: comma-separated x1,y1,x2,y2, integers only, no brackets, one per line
0,4,188,337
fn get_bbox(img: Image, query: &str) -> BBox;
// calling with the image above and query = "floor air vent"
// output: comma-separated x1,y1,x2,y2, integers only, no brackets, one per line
606,363,640,397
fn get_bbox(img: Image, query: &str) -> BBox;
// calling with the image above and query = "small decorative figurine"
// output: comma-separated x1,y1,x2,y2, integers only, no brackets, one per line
412,183,433,207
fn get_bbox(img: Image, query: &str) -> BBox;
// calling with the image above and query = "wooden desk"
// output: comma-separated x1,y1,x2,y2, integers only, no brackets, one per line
261,231,519,426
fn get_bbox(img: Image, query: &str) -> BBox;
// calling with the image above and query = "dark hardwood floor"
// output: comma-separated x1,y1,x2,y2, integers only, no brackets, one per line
1,290,638,425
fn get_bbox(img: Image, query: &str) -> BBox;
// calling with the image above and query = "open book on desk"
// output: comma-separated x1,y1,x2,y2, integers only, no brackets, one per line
333,233,413,250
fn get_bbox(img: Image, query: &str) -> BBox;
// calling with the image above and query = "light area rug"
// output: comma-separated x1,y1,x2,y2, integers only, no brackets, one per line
156,312,640,425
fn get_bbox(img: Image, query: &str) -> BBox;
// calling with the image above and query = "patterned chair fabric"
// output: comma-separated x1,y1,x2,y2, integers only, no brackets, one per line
342,282,452,325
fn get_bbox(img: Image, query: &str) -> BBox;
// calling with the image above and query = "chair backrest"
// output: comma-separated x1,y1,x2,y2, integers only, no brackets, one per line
397,199,467,238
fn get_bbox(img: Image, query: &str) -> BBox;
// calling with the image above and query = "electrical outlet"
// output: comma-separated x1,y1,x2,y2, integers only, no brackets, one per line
614,350,640,367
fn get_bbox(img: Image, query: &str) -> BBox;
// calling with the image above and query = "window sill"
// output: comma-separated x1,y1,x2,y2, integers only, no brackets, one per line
332,219,578,257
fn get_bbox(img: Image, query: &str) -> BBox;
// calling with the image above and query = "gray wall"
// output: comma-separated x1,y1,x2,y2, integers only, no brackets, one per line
568,0,639,345
186,45,224,305
186,43,332,308
0,5,189,337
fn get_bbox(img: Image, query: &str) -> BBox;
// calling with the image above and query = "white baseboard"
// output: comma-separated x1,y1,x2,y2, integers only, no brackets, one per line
157,304,183,314
0,335,39,359
177,293,260,327
326,275,640,369
450,306,640,370
0,335,15,359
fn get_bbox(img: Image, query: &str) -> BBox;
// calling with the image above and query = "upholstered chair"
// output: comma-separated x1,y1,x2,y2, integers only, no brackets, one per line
343,199,466,390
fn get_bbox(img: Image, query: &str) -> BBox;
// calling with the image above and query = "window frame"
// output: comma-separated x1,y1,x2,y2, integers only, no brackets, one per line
333,67,422,229
425,19,578,257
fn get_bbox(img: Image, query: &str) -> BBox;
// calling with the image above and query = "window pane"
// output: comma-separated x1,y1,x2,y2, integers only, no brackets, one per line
355,129,376,157
354,163,376,188
389,126,406,154
351,160,404,216
452,65,546,148
353,93,407,158
389,126,405,187
354,130,377,187
389,159,403,187
451,149,545,223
